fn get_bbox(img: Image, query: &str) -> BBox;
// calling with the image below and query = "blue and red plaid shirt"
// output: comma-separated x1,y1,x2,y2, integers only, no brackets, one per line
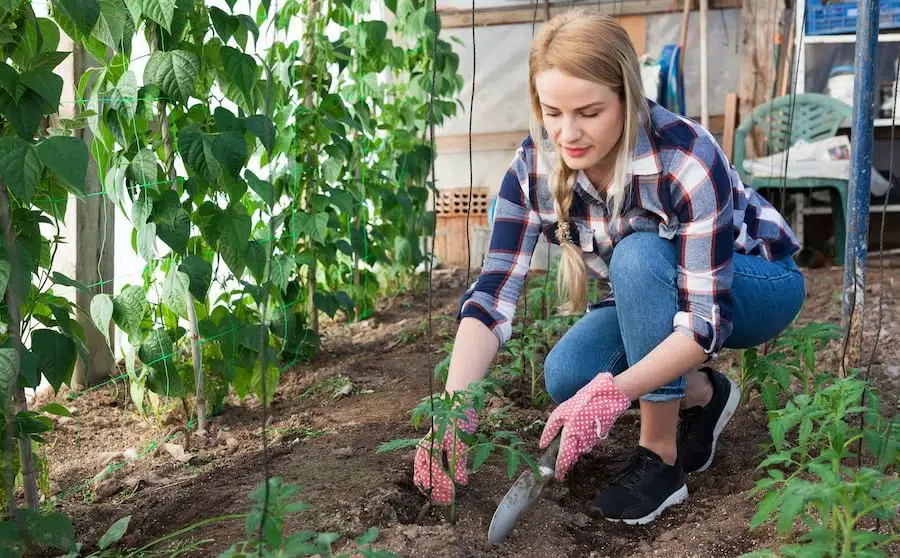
457,100,801,358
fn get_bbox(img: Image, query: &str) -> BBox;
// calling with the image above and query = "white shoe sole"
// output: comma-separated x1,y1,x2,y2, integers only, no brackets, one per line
602,484,689,526
694,377,741,473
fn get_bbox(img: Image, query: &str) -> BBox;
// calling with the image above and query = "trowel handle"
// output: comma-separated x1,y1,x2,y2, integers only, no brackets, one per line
538,434,561,470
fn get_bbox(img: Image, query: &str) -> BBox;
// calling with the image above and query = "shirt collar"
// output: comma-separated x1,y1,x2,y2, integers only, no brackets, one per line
572,120,660,204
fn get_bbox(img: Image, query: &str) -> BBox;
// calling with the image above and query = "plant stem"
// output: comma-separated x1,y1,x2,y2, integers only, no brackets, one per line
0,179,39,510
126,513,247,556
153,23,206,435
303,0,320,336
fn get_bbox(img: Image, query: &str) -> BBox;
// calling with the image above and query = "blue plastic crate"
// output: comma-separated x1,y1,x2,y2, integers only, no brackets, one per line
806,0,900,35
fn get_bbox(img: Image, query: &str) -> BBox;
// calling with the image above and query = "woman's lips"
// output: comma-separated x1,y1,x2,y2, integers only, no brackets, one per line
564,146,590,158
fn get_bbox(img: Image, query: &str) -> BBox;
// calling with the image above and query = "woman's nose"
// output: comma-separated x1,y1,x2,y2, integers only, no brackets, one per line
560,117,581,142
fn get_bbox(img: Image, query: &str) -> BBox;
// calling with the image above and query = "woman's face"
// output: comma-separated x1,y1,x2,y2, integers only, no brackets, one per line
534,68,625,185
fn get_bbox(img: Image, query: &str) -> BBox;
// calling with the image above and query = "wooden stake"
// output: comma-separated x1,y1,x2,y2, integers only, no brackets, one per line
678,0,692,75
723,93,739,160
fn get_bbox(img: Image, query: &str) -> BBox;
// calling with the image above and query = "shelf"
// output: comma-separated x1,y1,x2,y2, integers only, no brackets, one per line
804,33,900,44
875,118,900,127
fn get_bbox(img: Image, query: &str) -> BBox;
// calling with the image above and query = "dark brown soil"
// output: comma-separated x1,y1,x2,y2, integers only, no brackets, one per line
24,263,900,558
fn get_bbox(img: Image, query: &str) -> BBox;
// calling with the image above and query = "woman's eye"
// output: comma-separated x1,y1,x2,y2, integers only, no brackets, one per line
545,112,560,118
581,113,599,118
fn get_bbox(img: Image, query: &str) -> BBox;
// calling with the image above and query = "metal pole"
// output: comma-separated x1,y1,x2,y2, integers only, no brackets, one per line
700,0,709,128
841,0,879,339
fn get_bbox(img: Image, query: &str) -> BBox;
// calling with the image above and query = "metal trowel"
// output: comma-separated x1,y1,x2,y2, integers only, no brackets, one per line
487,434,562,545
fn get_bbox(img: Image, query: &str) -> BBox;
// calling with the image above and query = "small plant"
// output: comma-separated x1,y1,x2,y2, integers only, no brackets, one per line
219,477,397,557
745,374,900,557
740,321,841,411
377,380,539,521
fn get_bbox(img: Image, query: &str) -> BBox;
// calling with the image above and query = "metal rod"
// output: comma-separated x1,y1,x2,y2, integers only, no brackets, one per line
700,0,709,127
842,0,880,334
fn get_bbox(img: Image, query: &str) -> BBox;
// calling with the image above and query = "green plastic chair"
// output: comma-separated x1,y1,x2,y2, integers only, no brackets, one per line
733,93,852,262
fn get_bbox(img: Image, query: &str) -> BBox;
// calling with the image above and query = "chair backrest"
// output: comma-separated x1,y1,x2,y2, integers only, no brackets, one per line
733,93,852,170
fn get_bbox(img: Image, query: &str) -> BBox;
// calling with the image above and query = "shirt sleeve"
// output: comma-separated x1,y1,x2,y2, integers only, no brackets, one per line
456,145,543,346
668,135,735,358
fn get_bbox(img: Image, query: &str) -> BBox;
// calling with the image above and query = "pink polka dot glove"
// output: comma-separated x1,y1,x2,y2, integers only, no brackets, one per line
413,407,478,505
539,372,632,481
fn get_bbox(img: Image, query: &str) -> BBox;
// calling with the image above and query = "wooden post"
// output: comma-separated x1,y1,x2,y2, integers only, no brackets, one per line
71,44,116,389
723,92,739,160
738,0,782,158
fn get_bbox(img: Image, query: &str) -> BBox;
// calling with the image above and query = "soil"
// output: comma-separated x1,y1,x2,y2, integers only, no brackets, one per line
23,262,900,558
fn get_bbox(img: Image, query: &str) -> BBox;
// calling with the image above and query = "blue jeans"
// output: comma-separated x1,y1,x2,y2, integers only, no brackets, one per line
543,232,806,403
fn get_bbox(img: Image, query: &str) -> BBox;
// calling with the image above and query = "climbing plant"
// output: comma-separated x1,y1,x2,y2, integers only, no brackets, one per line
0,0,88,549
42,0,464,430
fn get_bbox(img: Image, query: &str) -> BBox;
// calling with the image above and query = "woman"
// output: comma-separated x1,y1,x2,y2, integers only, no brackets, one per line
413,10,805,525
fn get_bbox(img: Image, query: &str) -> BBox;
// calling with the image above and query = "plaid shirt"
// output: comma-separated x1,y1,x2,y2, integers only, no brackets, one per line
457,100,801,358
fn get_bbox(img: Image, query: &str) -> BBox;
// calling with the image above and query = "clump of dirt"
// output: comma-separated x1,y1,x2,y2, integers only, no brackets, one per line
24,265,900,558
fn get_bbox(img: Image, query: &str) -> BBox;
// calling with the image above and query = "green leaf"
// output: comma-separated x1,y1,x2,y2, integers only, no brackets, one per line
0,258,8,295
29,51,71,72
91,293,114,346
144,50,198,104
245,114,275,155
123,0,140,24
0,348,14,407
94,0,128,49
0,136,40,203
251,363,279,404
52,0,101,39
0,88,45,138
162,268,190,318
219,46,257,109
0,62,22,101
177,125,221,181
113,284,148,339
140,0,175,31
0,0,25,15
111,70,138,119
179,255,211,300
470,443,493,471
22,510,76,551
292,212,328,244
216,205,250,277
138,328,173,372
36,136,89,195
212,130,248,182
51,271,91,293
40,402,73,417
140,330,182,396
31,329,77,392
149,190,189,255
19,70,64,109
127,148,159,186
137,221,157,261
244,169,274,207
209,6,236,43
244,240,266,282
98,516,131,550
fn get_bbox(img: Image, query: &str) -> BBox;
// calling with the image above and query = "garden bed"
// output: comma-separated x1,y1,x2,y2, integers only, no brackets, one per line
29,265,900,557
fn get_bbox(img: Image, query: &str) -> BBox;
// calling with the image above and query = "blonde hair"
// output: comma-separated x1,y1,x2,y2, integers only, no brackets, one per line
528,9,650,314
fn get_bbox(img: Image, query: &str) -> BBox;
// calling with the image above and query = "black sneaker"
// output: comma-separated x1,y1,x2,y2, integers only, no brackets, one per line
677,368,741,474
590,446,688,525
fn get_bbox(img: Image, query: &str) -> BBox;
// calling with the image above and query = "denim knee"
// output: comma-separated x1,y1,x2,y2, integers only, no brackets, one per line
543,346,580,404
609,232,675,292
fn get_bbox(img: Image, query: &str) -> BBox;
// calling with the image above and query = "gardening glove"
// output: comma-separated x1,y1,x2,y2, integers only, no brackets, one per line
539,372,632,481
413,407,478,505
